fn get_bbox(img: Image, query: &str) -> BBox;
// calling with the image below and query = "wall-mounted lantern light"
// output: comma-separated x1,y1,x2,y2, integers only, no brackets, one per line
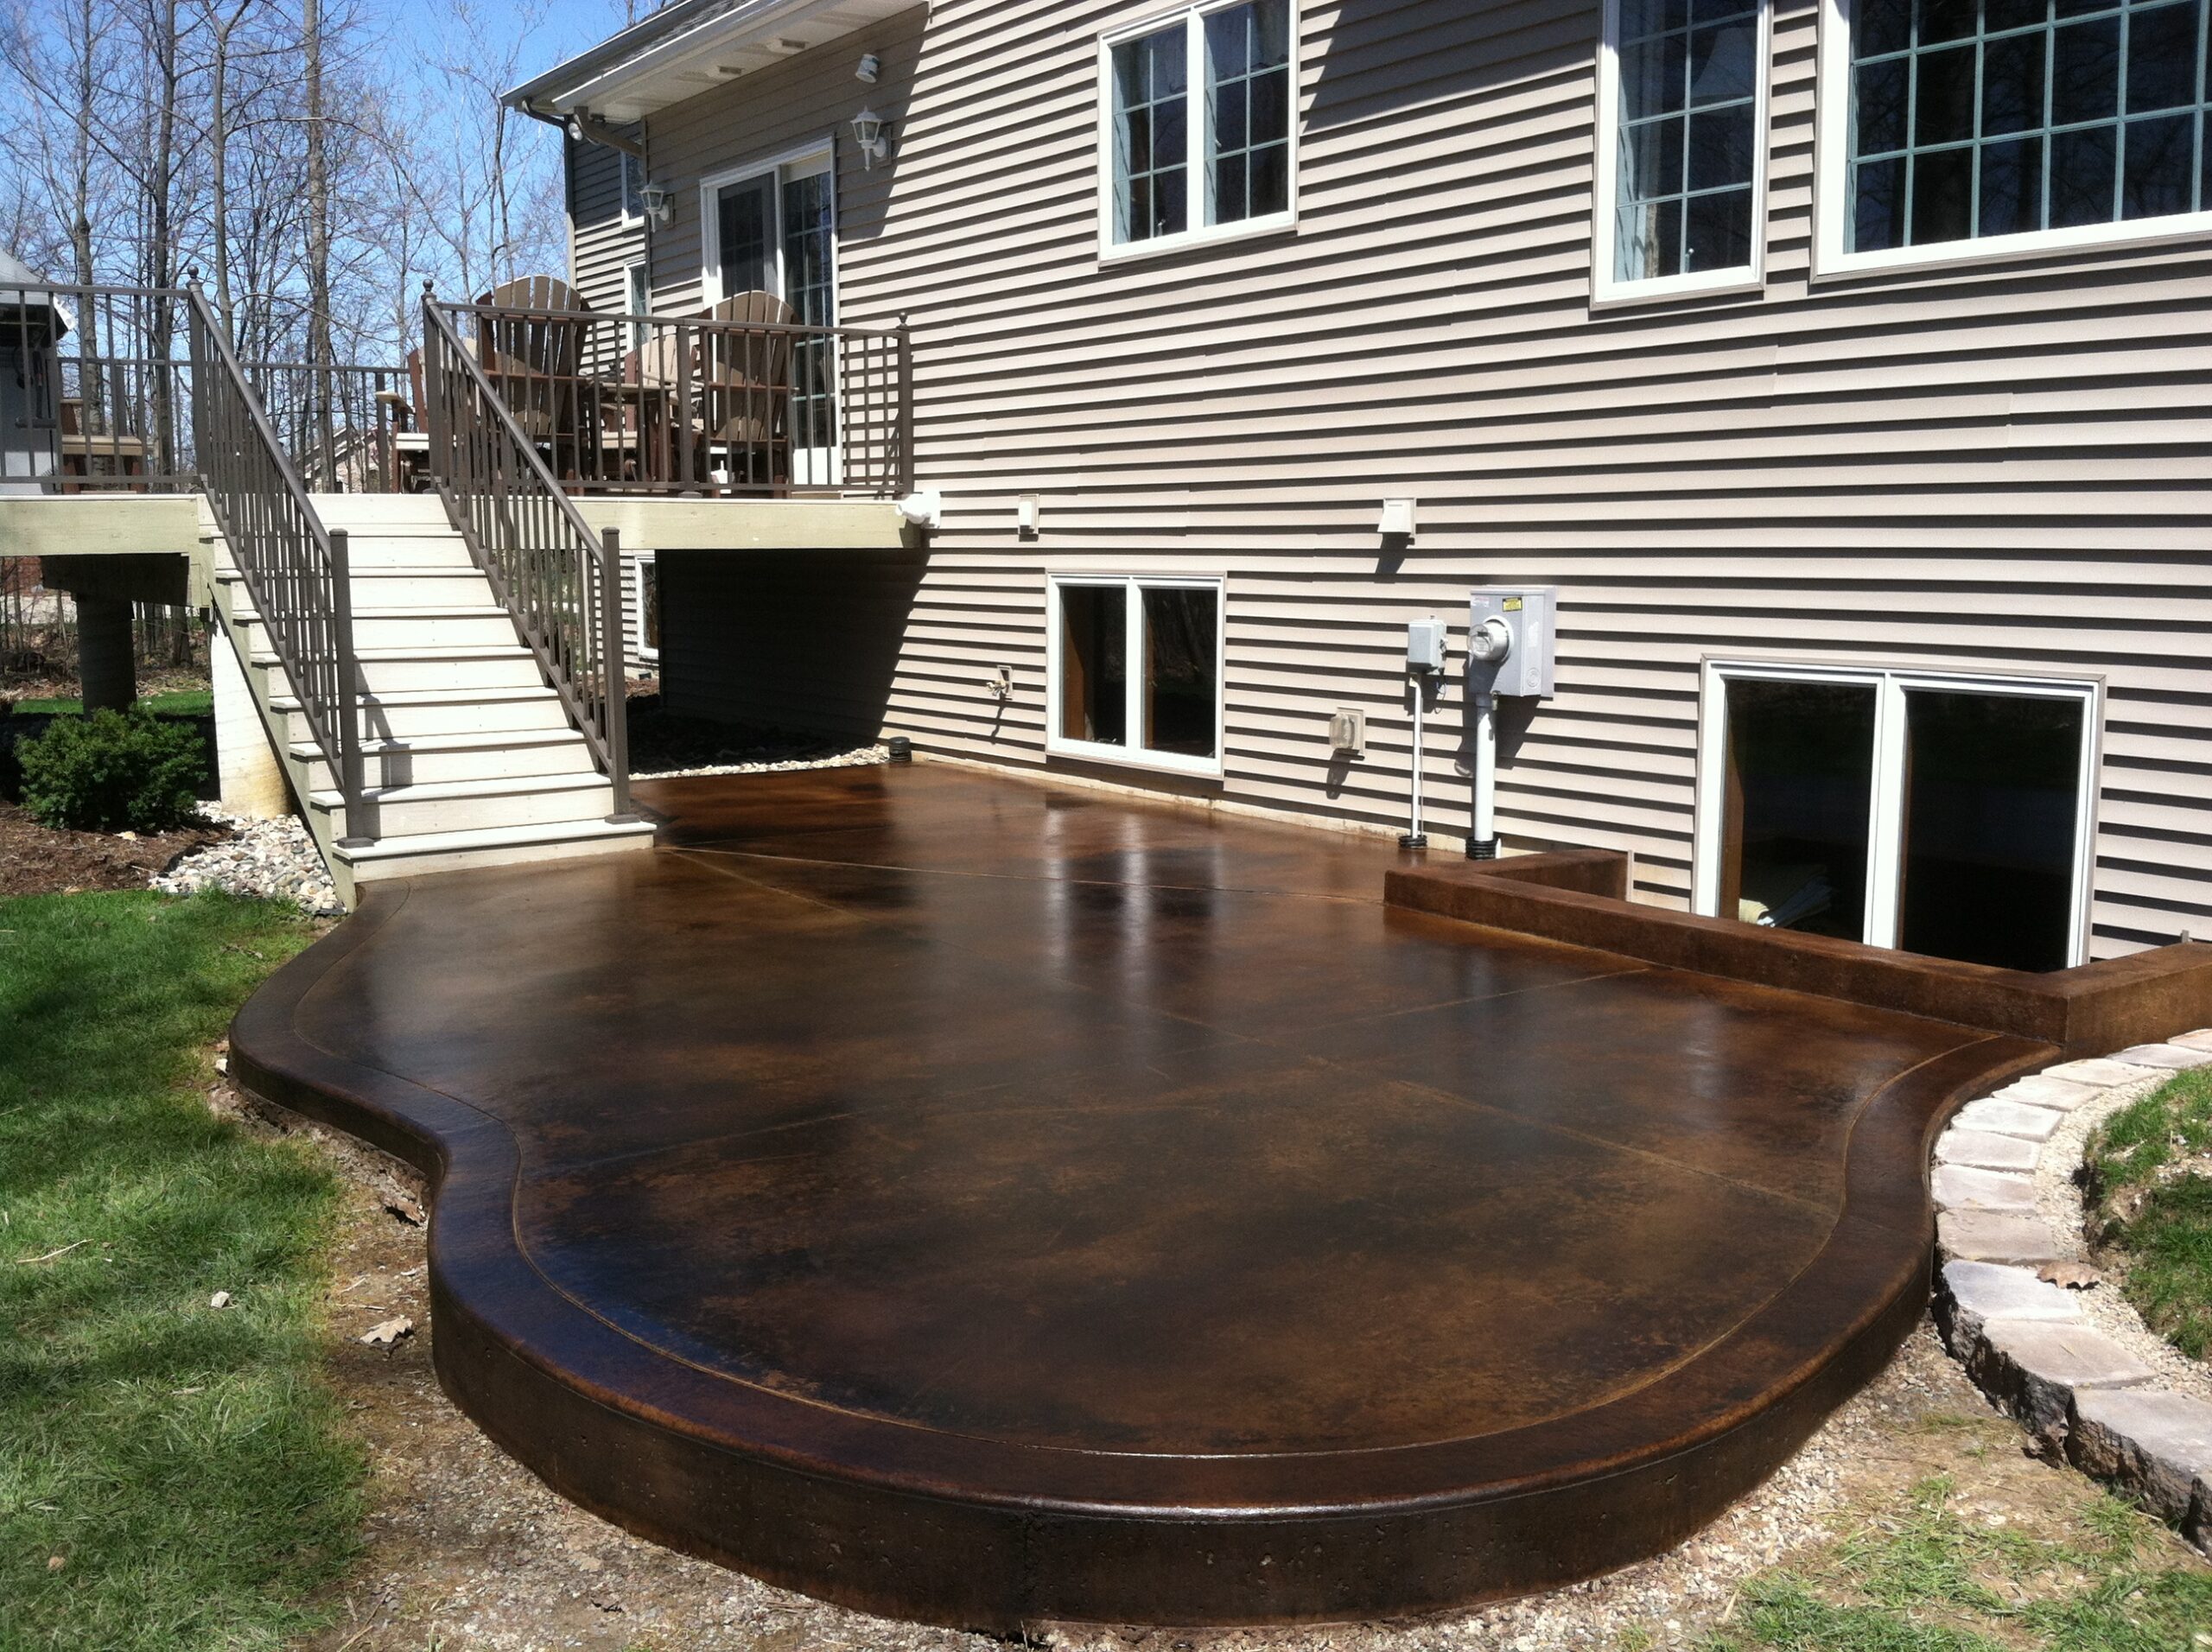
638,183,676,228
851,106,889,168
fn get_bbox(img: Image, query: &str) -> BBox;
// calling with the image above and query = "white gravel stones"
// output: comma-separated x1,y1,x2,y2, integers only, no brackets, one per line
151,806,343,916
1930,1028,2212,1554
635,745,888,781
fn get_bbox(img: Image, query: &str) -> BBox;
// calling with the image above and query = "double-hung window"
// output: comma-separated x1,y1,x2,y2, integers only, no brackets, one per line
1818,0,2212,271
1048,575,1225,776
1596,0,1772,298
1102,0,1297,256
1694,663,2099,969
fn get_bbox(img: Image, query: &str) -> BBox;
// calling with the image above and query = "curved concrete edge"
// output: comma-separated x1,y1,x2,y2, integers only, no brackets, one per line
1931,1036,2212,1554
232,892,2052,1630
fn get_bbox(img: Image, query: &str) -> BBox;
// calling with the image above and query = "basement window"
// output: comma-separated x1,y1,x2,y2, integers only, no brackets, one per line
632,551,660,664
1693,663,2098,969
1100,0,1299,258
1047,575,1224,776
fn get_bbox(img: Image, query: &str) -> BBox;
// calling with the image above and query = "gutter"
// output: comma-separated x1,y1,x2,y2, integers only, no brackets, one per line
502,0,725,119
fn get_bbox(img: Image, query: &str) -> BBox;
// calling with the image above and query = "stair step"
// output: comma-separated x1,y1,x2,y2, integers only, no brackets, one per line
289,727,595,787
292,728,585,759
309,769,616,836
335,815,657,880
269,683,573,739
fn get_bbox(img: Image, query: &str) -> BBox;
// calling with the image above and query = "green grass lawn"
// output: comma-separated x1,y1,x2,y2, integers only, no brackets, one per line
6,689,214,718
2086,1069,2212,1361
0,891,363,1651
1702,1473,2212,1652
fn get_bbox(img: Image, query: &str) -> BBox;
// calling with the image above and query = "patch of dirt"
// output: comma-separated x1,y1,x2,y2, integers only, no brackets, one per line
0,799,228,899
233,1073,2206,1652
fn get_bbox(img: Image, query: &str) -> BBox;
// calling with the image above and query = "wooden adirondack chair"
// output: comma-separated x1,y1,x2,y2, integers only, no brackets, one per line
473,275,593,479
696,290,796,492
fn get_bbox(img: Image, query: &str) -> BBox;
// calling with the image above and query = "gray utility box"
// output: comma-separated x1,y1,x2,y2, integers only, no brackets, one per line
1467,586,1558,698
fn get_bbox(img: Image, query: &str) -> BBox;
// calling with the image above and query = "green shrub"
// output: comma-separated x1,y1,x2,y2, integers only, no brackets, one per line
17,708,209,834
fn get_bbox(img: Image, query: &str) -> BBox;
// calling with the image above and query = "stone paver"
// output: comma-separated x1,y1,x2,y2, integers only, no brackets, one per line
1936,1210,2078,1266
2067,1389,2212,1527
1934,1128,2040,1172
1930,1030,2212,1558
2041,1058,2160,1087
1968,1320,2158,1443
1949,1099,2065,1141
1937,1260,2080,1354
1987,1074,2101,1111
1932,1163,2037,1215
2110,1043,2212,1070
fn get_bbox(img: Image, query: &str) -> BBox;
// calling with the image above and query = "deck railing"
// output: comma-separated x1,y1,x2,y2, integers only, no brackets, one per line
421,296,630,815
184,284,369,840
428,298,911,499
2,280,410,496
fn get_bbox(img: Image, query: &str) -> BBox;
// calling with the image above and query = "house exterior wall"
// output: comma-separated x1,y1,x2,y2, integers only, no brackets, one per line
566,0,2212,959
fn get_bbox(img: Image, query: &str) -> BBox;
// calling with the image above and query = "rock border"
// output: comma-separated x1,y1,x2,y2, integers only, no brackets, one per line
1932,1034,2212,1552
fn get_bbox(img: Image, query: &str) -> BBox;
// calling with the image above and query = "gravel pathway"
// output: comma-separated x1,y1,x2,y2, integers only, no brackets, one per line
152,806,344,917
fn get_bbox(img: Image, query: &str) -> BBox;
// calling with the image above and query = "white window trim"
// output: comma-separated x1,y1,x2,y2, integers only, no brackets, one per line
1046,572,1228,778
1095,0,1301,264
1591,0,1774,304
698,139,839,308
1690,659,2101,967
632,550,660,664
1813,0,2212,278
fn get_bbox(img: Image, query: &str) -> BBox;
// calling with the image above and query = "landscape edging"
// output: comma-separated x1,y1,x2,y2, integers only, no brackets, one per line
1930,1035,2212,1552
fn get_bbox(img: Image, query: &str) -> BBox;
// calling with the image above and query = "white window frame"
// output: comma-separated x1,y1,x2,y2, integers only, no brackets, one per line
1095,0,1301,264
632,550,660,664
1691,659,2101,966
1046,572,1228,778
622,260,652,355
1814,0,2212,278
1591,0,1774,304
620,149,645,228
698,139,839,308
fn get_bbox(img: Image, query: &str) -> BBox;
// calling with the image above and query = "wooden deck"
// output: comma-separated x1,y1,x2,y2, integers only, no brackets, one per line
231,764,2071,1629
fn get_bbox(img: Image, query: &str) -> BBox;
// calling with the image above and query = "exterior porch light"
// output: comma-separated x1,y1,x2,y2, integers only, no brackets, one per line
851,106,889,168
638,183,676,228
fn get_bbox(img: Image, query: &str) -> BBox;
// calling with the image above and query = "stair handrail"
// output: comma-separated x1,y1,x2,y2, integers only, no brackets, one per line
185,284,370,842
418,296,631,818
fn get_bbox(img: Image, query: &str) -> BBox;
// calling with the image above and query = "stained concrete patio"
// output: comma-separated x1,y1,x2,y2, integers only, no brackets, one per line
232,763,2057,1630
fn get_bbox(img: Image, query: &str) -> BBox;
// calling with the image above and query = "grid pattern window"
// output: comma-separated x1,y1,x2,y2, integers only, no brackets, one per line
1613,0,1764,281
1113,25,1190,241
1107,2,1296,251
634,553,660,662
1205,0,1292,223
782,170,838,451
1848,0,2212,252
1050,575,1224,775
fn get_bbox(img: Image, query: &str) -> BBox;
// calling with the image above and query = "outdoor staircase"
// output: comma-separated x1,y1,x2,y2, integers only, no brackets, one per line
209,492,656,903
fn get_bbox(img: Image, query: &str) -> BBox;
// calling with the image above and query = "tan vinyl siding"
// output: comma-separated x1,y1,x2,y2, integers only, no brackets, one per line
569,131,646,315
585,0,2212,959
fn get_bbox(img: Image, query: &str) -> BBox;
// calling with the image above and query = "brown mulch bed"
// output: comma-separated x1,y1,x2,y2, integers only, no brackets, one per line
0,799,228,899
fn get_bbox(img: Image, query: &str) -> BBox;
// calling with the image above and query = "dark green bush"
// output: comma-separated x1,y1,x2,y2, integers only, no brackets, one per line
17,708,209,833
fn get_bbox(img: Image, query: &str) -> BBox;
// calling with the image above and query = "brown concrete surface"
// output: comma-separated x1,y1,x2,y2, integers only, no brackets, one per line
231,764,2057,1630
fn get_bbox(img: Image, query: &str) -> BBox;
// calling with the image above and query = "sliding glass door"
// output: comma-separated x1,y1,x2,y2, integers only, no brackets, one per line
708,148,839,486
1696,664,2096,969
